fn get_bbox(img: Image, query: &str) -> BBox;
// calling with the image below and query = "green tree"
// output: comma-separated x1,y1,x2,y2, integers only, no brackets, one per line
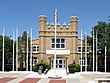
88,21,110,71
0,35,13,70
0,31,31,71
18,31,30,71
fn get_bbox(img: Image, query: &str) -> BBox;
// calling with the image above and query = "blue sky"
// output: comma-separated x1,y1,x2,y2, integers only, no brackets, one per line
0,0,110,39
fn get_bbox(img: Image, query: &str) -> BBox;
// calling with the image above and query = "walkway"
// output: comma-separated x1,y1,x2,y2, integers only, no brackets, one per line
0,71,110,83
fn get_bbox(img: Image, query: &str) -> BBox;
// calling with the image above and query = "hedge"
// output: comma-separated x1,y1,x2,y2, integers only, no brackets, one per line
33,61,49,72
68,63,80,73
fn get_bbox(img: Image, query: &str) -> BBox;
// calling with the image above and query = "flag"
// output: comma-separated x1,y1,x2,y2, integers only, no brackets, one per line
55,8,58,23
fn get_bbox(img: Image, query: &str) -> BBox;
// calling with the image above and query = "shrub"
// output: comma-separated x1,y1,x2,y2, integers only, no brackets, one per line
33,61,49,72
33,65,39,72
68,63,80,73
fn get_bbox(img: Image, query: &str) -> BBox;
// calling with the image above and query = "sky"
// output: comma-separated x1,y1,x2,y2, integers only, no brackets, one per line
0,0,110,39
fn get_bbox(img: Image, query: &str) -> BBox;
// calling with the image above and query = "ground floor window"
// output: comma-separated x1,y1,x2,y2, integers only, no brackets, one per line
80,59,86,66
33,57,38,65
79,58,90,66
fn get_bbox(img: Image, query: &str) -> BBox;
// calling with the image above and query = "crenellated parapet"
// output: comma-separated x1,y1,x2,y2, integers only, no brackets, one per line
39,15,47,22
46,22,70,31
70,16,78,22
39,15,78,32
39,15,47,31
70,16,78,32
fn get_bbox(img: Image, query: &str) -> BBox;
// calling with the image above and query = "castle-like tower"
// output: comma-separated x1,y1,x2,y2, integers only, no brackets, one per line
32,15,79,69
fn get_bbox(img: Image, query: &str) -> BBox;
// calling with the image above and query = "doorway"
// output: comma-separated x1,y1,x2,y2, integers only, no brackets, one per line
51,58,65,68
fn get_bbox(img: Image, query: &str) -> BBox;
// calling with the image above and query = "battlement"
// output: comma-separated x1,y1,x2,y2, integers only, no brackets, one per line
46,22,70,30
39,15,78,32
70,16,78,22
39,15,47,21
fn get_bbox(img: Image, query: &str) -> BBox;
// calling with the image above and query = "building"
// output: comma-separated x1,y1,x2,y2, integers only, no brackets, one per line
32,15,90,69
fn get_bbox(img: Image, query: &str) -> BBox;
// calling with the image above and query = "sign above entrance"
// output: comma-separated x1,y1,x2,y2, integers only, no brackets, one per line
46,50,70,54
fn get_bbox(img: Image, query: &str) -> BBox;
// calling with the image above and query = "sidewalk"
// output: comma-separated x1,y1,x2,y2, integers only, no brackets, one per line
0,71,110,83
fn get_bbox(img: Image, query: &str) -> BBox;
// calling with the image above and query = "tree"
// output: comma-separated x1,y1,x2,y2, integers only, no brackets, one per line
0,31,31,71
18,31,30,71
0,35,13,71
87,21,110,72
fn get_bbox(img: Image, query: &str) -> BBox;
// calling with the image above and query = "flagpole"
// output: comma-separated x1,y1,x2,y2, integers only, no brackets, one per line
16,28,18,71
30,28,32,71
105,28,107,73
26,31,28,71
2,28,4,72
81,29,82,72
96,32,98,72
93,28,95,72
105,46,107,73
85,32,87,72
13,31,15,71
54,8,57,76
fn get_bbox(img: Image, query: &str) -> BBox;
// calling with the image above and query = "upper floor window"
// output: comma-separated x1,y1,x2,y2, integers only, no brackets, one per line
77,46,90,53
51,38,65,49
32,45,39,53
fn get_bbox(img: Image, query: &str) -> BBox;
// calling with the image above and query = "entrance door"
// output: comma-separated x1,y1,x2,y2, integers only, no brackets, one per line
51,58,65,68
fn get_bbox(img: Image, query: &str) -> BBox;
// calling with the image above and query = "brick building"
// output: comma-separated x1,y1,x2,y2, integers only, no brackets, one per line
32,15,90,69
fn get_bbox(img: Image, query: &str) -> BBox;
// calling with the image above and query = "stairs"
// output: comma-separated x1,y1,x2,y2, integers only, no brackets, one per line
47,69,67,77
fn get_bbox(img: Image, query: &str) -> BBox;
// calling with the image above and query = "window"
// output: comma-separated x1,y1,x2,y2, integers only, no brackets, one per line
80,59,86,66
80,58,90,66
77,46,90,53
33,57,38,65
78,47,81,52
32,45,39,53
87,47,90,52
51,38,65,49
